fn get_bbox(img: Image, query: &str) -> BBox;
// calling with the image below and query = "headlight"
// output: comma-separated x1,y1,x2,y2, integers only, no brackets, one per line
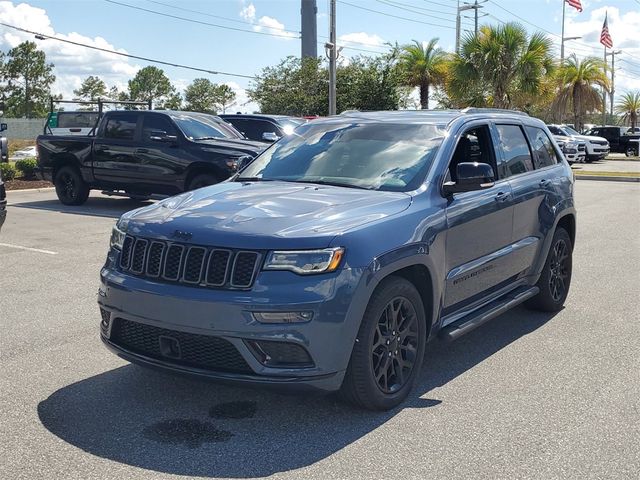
263,247,344,275
110,219,127,250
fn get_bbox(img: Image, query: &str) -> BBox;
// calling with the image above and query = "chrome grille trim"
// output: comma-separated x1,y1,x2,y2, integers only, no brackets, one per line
230,251,261,288
205,249,233,287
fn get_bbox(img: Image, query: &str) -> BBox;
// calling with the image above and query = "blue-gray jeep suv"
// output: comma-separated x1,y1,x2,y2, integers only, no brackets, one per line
99,109,575,410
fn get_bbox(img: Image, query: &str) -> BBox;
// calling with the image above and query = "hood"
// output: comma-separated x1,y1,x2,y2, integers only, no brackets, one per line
194,137,266,154
123,181,412,250
571,134,608,143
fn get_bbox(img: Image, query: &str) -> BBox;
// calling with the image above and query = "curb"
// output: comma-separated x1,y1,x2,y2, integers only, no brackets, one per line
6,186,55,193
575,175,640,183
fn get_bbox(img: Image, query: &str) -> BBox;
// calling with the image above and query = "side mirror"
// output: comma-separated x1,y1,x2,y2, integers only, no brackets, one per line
261,132,279,142
443,162,495,195
149,130,177,144
235,155,254,171
0,123,7,132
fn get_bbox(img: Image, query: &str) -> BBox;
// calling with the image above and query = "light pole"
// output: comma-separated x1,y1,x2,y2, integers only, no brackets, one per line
456,0,483,52
326,0,337,115
606,50,621,116
561,36,581,63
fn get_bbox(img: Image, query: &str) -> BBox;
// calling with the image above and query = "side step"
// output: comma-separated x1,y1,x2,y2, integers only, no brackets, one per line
101,190,165,201
439,286,539,342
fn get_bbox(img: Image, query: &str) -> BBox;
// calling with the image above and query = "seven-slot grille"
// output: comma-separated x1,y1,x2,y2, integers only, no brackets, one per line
119,235,261,289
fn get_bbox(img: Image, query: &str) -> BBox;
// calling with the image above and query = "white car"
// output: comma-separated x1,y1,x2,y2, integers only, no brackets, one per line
547,124,609,162
553,135,586,164
11,146,37,160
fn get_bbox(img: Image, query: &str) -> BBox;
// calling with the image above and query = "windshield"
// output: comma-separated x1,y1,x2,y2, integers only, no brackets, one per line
172,113,242,140
563,126,580,136
237,122,445,191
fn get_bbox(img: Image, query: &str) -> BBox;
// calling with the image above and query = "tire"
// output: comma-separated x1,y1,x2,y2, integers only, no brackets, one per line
54,165,90,206
625,146,637,157
187,173,219,191
340,276,427,410
526,227,572,312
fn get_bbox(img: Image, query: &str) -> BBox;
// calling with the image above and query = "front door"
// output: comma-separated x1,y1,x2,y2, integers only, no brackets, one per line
443,124,515,314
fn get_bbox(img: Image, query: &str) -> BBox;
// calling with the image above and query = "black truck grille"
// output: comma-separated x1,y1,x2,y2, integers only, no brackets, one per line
119,235,261,289
110,318,253,374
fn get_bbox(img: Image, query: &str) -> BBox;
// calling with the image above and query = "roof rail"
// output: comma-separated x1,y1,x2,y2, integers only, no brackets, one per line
461,107,529,116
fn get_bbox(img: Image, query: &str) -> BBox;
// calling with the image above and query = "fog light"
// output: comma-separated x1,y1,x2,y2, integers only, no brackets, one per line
245,340,314,367
252,311,313,324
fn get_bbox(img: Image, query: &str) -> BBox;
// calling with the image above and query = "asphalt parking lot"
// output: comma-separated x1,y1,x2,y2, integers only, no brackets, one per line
1,182,639,480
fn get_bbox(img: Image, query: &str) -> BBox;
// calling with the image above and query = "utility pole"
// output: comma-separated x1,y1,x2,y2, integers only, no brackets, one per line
327,0,337,115
602,46,607,126
301,0,317,59
606,50,621,116
456,1,483,52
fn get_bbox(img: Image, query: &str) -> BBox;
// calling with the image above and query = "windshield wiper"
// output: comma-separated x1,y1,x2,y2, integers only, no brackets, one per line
194,136,223,140
236,177,273,182
282,179,373,190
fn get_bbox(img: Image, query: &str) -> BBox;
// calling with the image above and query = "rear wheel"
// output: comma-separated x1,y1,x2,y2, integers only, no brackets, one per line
187,173,219,191
54,166,90,205
626,146,638,157
340,276,426,410
526,227,572,312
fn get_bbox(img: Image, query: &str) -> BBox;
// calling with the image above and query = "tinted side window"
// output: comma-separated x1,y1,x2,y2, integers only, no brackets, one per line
229,119,279,141
525,126,559,168
547,126,563,136
104,114,137,140
224,118,250,138
449,125,497,182
142,114,177,141
496,125,534,177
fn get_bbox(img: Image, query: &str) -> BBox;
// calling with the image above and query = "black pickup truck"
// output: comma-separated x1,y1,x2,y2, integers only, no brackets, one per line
37,110,265,205
585,126,640,156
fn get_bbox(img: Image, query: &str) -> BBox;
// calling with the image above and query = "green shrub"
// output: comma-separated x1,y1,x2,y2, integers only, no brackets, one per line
0,162,16,181
15,158,38,178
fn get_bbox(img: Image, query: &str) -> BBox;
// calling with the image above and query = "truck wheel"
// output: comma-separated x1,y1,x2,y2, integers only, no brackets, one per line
340,276,426,410
625,146,637,157
188,173,219,191
54,166,90,205
526,227,572,312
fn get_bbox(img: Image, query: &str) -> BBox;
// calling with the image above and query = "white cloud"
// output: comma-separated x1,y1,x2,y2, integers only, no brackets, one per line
239,2,297,40
222,80,259,113
0,1,140,100
338,32,385,48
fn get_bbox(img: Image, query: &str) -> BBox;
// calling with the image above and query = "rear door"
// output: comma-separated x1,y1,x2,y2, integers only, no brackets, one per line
92,112,141,186
501,124,564,279
443,123,515,314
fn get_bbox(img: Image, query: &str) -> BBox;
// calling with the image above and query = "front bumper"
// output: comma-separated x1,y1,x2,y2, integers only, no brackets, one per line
98,255,368,393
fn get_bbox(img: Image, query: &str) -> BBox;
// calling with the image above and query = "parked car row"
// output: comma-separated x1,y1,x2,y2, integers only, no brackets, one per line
36,110,265,205
547,125,610,162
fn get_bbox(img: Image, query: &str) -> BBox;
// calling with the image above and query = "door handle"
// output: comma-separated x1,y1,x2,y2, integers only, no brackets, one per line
94,146,109,153
136,148,149,154
495,191,511,202
539,179,550,187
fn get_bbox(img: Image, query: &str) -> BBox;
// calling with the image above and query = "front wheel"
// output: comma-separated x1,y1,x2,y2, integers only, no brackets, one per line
625,146,638,157
54,166,90,205
340,276,426,410
526,227,573,312
187,173,219,191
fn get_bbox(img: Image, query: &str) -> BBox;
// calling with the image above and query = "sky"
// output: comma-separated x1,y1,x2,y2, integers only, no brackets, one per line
0,0,638,113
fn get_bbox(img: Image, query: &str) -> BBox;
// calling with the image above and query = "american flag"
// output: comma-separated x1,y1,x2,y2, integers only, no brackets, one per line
600,12,613,49
566,0,583,12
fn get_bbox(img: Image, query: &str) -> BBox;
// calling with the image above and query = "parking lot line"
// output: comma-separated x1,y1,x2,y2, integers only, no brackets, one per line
0,242,58,255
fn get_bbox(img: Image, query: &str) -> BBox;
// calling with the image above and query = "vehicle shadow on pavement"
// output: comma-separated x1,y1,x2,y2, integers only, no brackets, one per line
8,195,153,219
37,306,557,478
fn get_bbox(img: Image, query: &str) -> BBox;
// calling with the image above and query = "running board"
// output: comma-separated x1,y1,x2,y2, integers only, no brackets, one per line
101,190,165,200
439,286,539,342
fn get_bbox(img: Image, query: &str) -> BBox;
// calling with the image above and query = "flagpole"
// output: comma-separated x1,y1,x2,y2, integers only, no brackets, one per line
603,44,607,126
561,0,566,63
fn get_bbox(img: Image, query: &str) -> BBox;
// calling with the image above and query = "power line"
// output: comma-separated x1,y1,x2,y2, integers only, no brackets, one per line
420,0,458,9
0,22,257,79
375,0,457,19
340,0,456,30
146,0,301,34
104,0,300,39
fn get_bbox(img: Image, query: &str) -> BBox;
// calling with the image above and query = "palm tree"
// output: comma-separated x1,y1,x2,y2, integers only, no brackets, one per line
398,39,447,109
448,23,554,109
615,91,640,130
552,55,610,131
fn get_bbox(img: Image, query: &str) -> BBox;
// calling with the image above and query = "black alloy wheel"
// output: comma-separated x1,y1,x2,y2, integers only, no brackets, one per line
340,276,426,410
54,166,90,206
526,227,573,312
548,238,570,303
371,296,419,394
